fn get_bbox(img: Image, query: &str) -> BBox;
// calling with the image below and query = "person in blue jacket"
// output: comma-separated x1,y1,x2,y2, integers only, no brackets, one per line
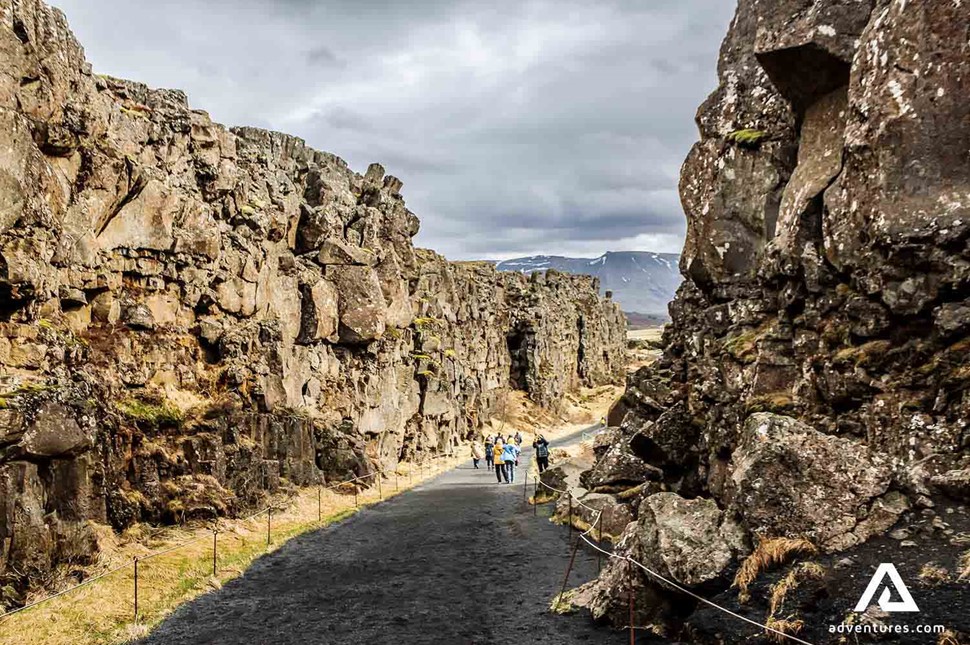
501,440,520,483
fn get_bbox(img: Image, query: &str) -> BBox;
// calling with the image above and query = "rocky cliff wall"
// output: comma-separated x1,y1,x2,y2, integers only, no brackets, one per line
573,0,970,640
0,0,626,603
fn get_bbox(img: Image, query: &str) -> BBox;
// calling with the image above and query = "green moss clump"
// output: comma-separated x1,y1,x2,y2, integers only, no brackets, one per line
723,330,760,363
727,128,769,148
412,316,441,329
832,340,891,368
746,392,795,414
117,398,184,427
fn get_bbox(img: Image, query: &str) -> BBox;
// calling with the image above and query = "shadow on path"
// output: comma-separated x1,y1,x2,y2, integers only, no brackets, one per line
142,425,643,644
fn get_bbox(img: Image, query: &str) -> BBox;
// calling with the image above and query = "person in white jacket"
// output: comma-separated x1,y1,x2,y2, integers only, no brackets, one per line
470,441,484,469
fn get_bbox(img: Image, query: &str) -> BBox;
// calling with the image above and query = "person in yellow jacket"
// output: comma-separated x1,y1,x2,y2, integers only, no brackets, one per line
493,438,507,483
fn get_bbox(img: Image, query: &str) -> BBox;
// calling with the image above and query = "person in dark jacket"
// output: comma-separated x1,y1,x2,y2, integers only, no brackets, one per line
484,436,494,469
533,434,550,473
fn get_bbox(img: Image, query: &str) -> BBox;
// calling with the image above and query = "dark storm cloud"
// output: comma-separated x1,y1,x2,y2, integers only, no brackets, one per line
51,0,736,260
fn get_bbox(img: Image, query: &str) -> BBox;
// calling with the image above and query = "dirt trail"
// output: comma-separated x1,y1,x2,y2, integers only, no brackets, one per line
140,426,638,644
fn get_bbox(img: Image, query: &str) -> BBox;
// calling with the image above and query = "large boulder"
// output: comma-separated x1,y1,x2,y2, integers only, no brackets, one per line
298,278,339,344
20,402,91,458
581,438,661,491
325,265,388,343
637,492,748,587
729,413,904,551
556,491,635,541
573,491,747,628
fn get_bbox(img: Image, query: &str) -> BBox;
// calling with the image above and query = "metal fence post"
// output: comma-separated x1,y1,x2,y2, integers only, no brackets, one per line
568,494,573,535
555,531,581,612
267,508,272,547
378,475,383,500
597,513,604,572
354,485,359,508
212,530,218,577
533,478,538,516
318,485,322,522
133,557,139,621
628,560,635,645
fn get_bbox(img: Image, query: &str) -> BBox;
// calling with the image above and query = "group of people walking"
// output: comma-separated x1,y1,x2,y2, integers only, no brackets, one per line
470,431,552,482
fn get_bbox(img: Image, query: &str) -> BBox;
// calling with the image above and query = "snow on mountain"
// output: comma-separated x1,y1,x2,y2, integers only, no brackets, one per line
494,251,681,317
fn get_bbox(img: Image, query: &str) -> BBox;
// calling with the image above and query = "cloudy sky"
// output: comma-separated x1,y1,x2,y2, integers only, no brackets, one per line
52,0,735,261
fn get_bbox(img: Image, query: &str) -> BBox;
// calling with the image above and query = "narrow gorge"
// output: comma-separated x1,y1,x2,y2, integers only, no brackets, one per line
0,0,627,606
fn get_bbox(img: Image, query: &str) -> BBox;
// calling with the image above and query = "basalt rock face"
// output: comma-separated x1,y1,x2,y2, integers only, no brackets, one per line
0,0,626,602
582,0,970,639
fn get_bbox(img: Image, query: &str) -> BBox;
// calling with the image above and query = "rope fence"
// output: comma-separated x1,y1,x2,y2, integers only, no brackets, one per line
529,452,815,645
0,458,448,627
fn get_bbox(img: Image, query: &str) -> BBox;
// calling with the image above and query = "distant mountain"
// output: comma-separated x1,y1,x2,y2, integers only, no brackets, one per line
495,251,682,318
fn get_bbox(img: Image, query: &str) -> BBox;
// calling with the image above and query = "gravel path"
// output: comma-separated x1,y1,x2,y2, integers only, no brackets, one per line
141,425,635,644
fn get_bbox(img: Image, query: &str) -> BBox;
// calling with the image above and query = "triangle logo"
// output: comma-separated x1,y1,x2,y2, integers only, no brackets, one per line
854,563,919,613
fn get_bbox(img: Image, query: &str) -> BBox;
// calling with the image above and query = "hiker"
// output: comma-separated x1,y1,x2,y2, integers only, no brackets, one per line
502,439,521,483
514,431,523,446
493,438,507,483
471,441,484,469
533,434,550,473
484,435,494,469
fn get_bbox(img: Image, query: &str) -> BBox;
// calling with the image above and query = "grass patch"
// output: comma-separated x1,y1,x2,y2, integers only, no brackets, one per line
733,537,817,604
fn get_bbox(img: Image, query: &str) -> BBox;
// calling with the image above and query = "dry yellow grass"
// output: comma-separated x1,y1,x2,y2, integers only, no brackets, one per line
768,562,825,616
958,549,970,582
919,562,951,586
765,616,806,643
939,630,964,645
0,457,460,645
733,537,817,603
